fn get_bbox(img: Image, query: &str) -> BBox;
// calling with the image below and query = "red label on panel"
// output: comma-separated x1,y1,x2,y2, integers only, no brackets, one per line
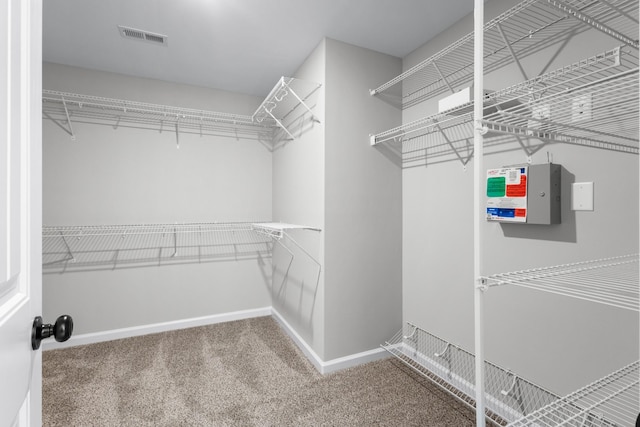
515,209,527,217
506,175,527,197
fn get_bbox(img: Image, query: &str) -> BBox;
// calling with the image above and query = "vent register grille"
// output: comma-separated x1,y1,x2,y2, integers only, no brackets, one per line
118,25,167,46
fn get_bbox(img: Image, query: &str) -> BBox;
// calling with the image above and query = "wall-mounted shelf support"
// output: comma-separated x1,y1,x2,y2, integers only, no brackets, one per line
252,77,322,141
58,231,75,264
251,222,323,297
436,124,473,168
61,96,76,140
496,23,529,82
432,60,456,95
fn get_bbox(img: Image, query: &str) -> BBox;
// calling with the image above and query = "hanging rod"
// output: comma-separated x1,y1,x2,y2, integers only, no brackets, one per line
370,0,639,108
482,254,639,311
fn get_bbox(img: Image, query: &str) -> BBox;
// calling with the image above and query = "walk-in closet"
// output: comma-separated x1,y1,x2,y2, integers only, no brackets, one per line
0,0,637,425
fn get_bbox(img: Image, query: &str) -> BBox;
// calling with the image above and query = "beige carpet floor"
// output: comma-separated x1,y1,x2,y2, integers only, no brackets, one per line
43,316,475,426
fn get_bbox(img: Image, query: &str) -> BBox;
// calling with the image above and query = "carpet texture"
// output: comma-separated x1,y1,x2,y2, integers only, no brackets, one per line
43,316,475,426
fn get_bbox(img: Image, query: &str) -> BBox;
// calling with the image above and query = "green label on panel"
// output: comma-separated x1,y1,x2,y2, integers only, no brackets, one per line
487,177,506,197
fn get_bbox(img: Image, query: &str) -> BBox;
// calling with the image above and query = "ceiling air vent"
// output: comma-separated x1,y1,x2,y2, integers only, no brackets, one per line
118,25,168,46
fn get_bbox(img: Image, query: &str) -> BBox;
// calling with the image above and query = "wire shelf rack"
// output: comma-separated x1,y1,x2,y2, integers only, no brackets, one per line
42,90,275,143
42,222,322,273
370,0,639,109
483,254,639,312
382,322,560,426
370,47,639,166
42,222,273,272
483,67,639,154
507,360,639,427
43,77,321,147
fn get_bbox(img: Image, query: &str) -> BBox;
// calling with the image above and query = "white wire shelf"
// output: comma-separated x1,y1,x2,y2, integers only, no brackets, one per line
370,0,639,109
508,360,639,427
370,47,639,166
42,90,275,143
382,322,560,425
482,254,639,312
43,76,321,147
483,67,639,154
252,77,322,143
42,222,273,271
42,222,322,272
251,222,322,240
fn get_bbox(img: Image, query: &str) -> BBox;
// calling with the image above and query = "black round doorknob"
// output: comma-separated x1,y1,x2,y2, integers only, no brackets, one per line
31,315,74,350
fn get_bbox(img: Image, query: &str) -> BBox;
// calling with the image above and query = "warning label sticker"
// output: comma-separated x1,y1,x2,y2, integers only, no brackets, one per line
486,167,527,222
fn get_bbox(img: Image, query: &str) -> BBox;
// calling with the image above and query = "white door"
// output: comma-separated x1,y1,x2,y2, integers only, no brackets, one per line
0,0,43,426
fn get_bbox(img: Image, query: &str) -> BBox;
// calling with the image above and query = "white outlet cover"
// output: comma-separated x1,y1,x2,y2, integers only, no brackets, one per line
571,182,594,211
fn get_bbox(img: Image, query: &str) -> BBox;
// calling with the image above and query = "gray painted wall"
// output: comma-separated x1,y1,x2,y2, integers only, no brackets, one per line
401,0,639,395
271,38,403,361
323,39,402,360
43,63,273,334
271,40,327,358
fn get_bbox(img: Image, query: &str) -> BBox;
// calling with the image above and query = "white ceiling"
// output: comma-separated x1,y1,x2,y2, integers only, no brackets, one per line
43,0,474,97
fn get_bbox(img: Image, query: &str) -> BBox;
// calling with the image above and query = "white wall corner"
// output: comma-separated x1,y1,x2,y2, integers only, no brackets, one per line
270,308,389,375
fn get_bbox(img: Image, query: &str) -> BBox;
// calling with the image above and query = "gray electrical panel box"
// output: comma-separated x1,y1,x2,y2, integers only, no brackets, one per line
527,163,561,225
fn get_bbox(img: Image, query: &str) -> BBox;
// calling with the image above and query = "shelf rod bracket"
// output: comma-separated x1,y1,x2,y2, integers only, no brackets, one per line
514,134,546,159
265,108,296,140
435,124,470,167
175,123,180,149
496,23,528,82
501,371,527,415
273,239,295,297
434,342,451,358
59,231,75,263
285,83,321,124
403,325,418,340
171,227,177,257
60,96,76,140
432,60,456,95
545,0,639,49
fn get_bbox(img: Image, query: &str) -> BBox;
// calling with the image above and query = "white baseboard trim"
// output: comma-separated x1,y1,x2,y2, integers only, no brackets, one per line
42,306,272,351
270,308,388,375
43,306,389,374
